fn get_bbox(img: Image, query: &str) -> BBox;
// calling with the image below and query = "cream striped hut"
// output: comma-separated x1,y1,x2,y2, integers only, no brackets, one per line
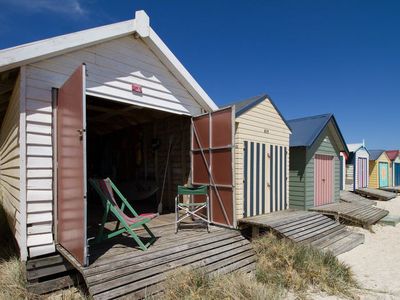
229,95,292,220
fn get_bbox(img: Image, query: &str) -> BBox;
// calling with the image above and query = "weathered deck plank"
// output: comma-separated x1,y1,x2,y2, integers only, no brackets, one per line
340,190,377,206
309,201,389,227
355,188,396,201
57,221,255,300
238,210,363,255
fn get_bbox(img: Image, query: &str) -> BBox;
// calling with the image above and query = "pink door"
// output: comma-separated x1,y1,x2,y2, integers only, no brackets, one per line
314,154,334,206
57,64,88,266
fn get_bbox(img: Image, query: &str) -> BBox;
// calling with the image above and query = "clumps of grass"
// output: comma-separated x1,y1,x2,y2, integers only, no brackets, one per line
0,203,34,299
163,267,283,300
253,233,358,298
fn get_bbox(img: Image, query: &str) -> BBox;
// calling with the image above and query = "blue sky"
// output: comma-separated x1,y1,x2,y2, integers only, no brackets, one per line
1,0,399,149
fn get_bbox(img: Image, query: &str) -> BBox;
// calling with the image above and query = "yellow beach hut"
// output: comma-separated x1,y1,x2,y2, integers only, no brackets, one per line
369,150,391,188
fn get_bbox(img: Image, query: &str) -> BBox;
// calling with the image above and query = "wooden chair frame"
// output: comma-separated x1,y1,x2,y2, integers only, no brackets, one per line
89,178,157,251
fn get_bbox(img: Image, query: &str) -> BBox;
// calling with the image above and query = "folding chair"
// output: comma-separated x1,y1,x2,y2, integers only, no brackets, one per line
89,178,158,251
175,185,210,233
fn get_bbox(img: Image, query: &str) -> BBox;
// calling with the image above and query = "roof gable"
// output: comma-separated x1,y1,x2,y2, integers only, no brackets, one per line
287,113,348,154
228,94,291,132
347,143,370,155
0,11,218,112
369,150,390,161
386,150,400,161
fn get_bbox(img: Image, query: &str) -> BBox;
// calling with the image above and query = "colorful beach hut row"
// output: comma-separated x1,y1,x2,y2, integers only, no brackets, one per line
340,147,400,190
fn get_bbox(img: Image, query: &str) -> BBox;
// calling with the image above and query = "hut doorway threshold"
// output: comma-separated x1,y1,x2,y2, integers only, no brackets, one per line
238,210,364,256
57,214,255,299
355,188,397,201
309,202,388,228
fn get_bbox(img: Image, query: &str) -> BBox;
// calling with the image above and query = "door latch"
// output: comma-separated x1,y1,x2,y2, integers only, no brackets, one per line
77,128,86,140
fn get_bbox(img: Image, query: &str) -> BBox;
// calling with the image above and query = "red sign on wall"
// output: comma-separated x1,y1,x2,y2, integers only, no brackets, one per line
132,83,142,93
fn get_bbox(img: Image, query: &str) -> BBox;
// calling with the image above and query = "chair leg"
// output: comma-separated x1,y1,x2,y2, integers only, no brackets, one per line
175,195,179,234
96,204,110,243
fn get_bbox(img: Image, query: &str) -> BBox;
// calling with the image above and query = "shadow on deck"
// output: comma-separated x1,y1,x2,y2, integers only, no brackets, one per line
58,214,255,299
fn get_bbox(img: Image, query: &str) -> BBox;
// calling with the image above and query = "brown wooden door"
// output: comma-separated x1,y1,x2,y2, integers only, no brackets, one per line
191,107,235,227
56,64,88,266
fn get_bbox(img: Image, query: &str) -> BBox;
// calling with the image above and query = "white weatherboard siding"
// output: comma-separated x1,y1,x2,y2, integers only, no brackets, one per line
0,75,23,253
25,36,204,257
234,99,291,221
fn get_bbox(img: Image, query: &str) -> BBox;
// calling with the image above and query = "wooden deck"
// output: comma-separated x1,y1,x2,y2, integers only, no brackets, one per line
238,210,364,256
58,216,255,300
310,202,389,227
380,186,400,194
340,190,377,206
355,188,397,201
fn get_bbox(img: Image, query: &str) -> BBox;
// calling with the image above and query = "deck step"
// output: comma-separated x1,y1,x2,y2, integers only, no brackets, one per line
238,210,364,256
355,188,396,201
309,201,389,227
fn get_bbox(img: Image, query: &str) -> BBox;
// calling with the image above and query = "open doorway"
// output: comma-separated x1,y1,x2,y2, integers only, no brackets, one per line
86,96,191,239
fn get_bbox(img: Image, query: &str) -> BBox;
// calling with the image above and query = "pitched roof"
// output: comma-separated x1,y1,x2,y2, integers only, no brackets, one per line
0,11,218,112
347,143,363,152
227,94,291,131
369,150,386,161
386,150,400,161
287,113,348,153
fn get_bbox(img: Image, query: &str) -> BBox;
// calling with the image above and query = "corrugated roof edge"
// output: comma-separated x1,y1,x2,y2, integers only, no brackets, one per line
222,94,292,133
288,113,349,155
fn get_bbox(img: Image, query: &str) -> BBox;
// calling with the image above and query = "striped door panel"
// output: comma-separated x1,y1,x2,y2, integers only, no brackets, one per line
314,154,334,207
243,141,287,217
357,157,368,188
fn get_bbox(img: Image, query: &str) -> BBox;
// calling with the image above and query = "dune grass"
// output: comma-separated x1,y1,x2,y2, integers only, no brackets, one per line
163,233,358,300
0,203,85,300
162,267,283,300
253,233,358,298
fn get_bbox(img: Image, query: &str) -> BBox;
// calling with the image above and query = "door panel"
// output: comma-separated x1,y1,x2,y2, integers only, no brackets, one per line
57,64,87,266
395,163,400,186
191,107,234,227
314,154,334,206
357,157,368,188
379,162,389,187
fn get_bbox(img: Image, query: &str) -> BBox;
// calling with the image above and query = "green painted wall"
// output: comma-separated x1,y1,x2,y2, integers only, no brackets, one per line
289,126,341,210
289,148,306,210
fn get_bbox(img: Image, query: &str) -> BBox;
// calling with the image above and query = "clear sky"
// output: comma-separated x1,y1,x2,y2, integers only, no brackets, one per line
1,0,399,149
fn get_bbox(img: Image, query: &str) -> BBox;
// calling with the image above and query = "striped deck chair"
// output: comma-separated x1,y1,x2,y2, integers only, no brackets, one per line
89,178,158,251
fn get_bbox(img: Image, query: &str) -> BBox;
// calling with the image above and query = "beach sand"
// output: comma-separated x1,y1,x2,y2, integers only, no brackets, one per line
338,196,400,299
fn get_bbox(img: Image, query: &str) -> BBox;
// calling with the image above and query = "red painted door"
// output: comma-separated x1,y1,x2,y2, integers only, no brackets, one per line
191,107,234,227
57,64,88,266
314,154,334,206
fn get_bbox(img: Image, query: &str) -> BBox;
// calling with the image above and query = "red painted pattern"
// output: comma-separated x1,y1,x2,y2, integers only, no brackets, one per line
314,154,334,206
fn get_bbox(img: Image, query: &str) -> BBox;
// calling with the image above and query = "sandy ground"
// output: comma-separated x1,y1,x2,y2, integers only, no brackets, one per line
338,196,400,299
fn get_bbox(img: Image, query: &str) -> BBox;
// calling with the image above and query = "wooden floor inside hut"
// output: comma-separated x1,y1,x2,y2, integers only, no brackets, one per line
58,214,255,300
238,210,365,256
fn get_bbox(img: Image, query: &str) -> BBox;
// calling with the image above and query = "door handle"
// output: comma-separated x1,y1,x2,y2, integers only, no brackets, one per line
77,129,86,140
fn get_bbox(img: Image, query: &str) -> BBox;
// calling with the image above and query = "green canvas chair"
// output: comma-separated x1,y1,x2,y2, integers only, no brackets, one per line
89,178,158,251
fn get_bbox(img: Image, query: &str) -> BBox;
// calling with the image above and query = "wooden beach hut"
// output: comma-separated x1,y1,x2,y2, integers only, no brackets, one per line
229,95,291,219
345,143,370,191
368,150,391,188
0,12,258,295
386,150,400,187
287,114,348,209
